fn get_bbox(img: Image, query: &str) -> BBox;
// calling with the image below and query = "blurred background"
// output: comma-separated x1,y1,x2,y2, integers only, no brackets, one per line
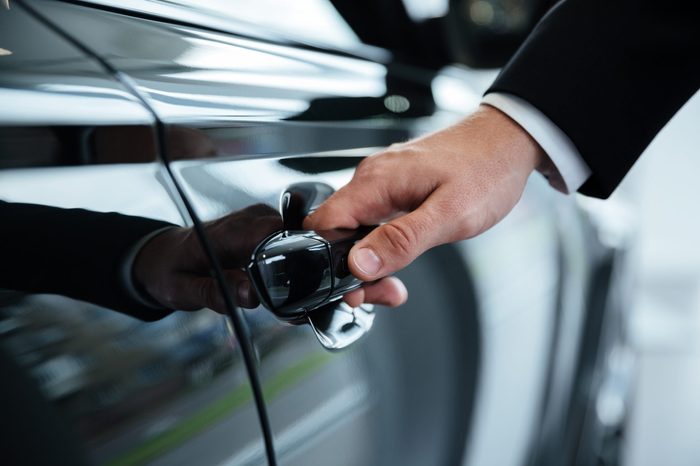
406,1,700,463
613,91,700,466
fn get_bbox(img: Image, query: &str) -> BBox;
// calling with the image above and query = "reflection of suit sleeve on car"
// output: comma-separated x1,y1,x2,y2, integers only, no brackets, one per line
485,0,700,198
0,201,175,320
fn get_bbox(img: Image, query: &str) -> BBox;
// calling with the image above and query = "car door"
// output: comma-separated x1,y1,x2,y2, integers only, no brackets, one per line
0,4,268,465
26,1,481,464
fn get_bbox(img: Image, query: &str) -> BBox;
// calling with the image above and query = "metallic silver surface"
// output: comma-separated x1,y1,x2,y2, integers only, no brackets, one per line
307,302,375,351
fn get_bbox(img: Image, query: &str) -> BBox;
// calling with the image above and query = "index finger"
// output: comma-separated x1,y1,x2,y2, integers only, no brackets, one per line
342,276,408,308
303,179,394,231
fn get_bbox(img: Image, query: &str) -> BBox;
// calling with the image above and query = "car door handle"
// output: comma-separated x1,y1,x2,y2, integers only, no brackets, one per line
280,181,335,230
246,182,377,350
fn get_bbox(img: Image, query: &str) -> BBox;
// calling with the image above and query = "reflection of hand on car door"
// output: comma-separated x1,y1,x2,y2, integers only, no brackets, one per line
135,203,407,313
134,204,283,312
0,200,405,317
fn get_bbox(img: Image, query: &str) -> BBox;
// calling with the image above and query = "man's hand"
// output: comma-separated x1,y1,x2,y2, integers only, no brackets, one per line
133,204,283,313
304,105,545,294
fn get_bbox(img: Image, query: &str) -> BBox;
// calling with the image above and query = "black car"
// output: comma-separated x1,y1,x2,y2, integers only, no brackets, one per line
0,1,633,465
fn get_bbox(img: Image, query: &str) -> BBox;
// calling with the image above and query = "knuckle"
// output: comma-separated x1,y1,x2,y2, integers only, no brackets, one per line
356,155,373,171
356,160,390,182
461,212,485,238
355,157,379,178
430,196,475,239
380,222,415,259
447,206,482,239
356,142,420,179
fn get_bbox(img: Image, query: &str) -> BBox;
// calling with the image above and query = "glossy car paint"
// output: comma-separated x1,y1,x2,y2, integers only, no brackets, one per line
0,1,628,465
0,4,267,465
21,3,477,464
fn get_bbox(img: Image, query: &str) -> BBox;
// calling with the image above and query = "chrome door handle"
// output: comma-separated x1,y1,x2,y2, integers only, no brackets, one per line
246,182,377,350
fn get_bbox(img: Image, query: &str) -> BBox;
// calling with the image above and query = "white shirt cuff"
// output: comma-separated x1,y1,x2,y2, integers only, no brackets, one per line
482,92,592,194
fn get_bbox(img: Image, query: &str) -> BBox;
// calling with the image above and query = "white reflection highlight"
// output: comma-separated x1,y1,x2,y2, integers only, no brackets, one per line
37,83,141,100
182,0,360,49
0,164,182,224
0,88,153,125
145,87,310,113
175,37,315,72
180,28,389,78
431,70,481,114
403,0,448,20
595,345,635,427
158,70,386,98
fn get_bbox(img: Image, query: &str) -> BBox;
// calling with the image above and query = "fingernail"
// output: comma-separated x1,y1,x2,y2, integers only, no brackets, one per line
389,277,408,304
388,276,408,294
353,248,382,277
237,281,251,304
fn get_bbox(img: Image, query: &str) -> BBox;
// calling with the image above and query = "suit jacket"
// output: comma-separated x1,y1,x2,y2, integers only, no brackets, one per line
488,0,700,198
0,201,175,320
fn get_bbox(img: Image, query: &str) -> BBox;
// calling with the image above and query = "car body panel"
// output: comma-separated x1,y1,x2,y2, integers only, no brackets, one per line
1,1,625,465
457,175,562,466
0,5,266,465
0,3,151,128
25,3,480,463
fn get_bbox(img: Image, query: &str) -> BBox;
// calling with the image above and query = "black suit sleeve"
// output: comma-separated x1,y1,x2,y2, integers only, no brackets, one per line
0,201,176,321
487,0,700,198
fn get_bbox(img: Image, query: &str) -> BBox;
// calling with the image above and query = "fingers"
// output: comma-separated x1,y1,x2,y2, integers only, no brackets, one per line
304,180,389,231
343,276,408,308
303,149,445,281
224,269,259,309
304,150,430,231
165,269,258,314
207,203,283,268
166,274,226,312
137,204,282,314
348,204,440,280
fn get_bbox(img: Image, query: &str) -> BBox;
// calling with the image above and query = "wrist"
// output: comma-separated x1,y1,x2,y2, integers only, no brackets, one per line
129,226,179,309
478,103,546,175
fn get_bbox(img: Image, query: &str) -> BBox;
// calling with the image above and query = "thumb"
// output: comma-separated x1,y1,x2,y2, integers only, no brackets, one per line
348,206,437,280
